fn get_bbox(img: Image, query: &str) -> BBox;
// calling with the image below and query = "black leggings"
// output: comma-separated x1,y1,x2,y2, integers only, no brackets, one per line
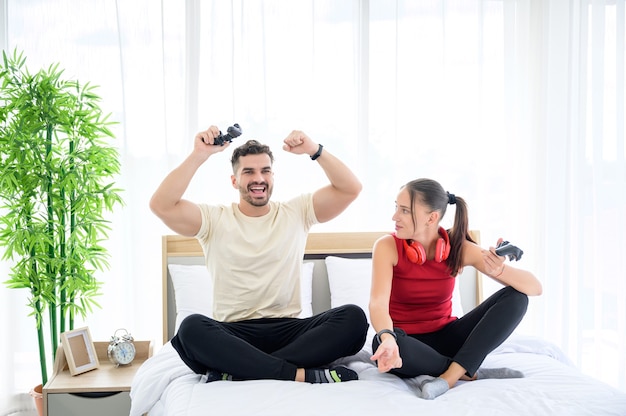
171,304,368,381
372,286,529,378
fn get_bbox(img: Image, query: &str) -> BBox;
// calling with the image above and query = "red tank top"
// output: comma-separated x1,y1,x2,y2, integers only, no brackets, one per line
390,234,457,334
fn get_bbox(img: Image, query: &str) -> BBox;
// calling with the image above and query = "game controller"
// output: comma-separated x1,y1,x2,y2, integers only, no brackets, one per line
495,241,524,261
213,123,242,146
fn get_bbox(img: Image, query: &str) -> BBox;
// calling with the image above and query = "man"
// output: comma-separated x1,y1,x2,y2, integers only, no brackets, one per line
150,125,368,383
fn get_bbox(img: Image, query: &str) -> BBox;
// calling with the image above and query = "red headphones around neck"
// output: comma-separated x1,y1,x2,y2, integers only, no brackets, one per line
402,227,450,264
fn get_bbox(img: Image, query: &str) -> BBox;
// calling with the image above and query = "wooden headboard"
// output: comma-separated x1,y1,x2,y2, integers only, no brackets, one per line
162,231,483,344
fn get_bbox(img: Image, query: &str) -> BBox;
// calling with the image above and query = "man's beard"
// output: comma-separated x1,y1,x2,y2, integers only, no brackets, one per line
239,183,272,207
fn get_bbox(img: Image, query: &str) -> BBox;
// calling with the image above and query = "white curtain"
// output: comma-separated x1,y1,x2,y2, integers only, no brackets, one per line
1,0,624,411
534,0,626,389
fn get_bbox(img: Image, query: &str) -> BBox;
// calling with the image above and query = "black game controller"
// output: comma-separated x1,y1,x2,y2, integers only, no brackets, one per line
213,123,242,146
495,241,524,261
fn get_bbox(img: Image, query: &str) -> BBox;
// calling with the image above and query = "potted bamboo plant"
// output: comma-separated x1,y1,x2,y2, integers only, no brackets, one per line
0,49,124,413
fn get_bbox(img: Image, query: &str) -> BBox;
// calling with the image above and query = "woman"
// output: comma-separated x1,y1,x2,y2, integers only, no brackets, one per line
369,178,542,399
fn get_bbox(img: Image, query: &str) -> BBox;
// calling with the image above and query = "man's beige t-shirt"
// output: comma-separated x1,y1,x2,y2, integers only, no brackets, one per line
195,194,318,322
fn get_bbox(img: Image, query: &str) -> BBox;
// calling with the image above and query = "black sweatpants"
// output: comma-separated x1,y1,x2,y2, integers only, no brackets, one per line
372,286,529,378
171,304,368,381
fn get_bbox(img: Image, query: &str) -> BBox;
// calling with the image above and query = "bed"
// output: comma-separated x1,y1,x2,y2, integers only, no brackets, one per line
130,232,626,416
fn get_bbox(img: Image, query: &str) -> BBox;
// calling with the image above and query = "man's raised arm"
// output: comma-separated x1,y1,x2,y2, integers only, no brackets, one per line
282,130,362,223
150,125,229,236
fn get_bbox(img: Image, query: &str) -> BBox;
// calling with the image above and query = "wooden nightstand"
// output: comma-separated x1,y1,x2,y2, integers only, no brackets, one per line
43,340,153,416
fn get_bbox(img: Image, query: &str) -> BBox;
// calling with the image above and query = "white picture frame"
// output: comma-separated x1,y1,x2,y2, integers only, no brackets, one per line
60,326,99,376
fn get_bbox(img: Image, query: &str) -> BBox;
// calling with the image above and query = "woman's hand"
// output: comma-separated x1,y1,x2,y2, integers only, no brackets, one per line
370,337,403,373
470,238,542,296
482,237,506,278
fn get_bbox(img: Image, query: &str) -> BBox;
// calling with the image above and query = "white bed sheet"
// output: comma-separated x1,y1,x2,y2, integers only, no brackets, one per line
130,335,626,416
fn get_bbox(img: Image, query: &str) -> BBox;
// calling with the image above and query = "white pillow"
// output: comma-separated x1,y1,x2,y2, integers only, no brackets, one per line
325,256,373,322
168,263,316,331
325,256,465,325
298,262,315,318
451,277,464,317
168,264,213,332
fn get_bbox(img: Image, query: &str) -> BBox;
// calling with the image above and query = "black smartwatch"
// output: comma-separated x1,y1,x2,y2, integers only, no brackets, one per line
310,144,323,160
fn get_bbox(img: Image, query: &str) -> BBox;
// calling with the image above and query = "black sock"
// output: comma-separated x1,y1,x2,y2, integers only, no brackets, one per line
304,366,358,383
203,369,234,383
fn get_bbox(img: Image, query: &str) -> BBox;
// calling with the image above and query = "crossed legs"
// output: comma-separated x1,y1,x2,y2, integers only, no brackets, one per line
372,286,529,397
172,304,368,382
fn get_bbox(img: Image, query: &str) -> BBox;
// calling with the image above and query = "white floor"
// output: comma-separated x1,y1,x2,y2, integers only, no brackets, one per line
1,393,37,416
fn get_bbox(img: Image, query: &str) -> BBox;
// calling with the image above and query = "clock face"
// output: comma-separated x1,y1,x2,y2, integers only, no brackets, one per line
111,342,136,365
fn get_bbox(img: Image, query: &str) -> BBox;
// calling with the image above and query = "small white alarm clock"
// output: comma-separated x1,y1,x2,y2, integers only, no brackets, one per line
107,328,136,366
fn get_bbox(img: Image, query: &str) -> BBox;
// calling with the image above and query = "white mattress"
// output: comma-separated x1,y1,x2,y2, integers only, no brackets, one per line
130,334,626,416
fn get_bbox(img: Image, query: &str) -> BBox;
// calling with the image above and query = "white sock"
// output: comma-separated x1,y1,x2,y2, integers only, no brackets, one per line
419,376,449,400
476,367,524,379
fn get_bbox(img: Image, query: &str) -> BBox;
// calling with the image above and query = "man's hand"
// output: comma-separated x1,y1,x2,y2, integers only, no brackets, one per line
370,338,403,373
194,126,231,157
282,130,318,157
